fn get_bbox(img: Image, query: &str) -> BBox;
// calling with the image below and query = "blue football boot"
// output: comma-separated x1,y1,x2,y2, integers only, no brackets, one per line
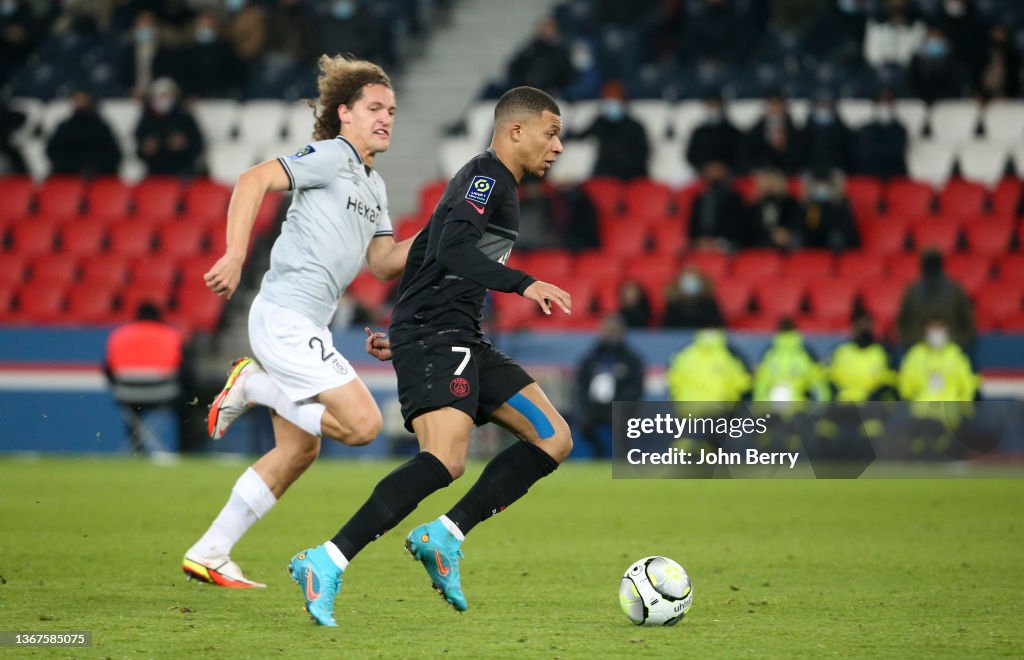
405,520,467,611
288,545,342,626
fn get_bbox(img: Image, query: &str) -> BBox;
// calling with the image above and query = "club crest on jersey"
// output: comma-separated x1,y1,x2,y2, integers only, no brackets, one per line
465,176,495,206
291,144,316,158
450,377,470,397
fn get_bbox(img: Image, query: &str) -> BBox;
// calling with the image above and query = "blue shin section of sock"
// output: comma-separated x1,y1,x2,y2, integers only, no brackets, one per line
506,392,555,440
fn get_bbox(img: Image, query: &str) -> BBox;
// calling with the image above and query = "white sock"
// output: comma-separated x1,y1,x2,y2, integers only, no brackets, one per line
245,371,325,437
190,467,278,559
323,541,349,571
439,515,465,542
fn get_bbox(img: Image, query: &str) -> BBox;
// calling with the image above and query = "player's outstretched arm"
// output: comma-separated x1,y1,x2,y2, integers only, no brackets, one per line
365,231,420,281
522,280,571,316
205,160,291,299
364,326,392,361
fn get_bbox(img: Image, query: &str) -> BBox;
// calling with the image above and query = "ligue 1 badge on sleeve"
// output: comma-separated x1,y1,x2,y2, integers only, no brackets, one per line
465,176,495,206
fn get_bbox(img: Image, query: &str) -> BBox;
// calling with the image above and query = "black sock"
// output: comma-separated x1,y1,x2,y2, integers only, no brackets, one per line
446,441,558,537
331,452,452,560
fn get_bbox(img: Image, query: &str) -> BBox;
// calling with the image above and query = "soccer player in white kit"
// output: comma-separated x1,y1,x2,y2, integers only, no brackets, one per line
181,55,413,588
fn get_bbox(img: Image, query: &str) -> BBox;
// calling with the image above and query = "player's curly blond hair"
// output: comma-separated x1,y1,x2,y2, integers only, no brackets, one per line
308,54,392,142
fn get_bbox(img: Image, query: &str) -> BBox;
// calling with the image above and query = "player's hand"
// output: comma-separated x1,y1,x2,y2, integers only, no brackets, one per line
203,253,243,299
364,326,392,361
523,280,571,316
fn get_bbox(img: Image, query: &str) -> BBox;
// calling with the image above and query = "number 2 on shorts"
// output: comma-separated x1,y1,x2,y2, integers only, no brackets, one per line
451,346,471,376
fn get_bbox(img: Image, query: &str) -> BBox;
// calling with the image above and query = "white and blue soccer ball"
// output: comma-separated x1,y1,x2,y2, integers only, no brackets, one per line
619,556,693,626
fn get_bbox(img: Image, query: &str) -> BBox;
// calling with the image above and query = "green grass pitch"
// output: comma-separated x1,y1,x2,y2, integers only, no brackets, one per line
0,457,1021,658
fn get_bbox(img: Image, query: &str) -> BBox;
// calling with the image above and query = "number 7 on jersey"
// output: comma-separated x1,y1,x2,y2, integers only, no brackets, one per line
451,346,471,375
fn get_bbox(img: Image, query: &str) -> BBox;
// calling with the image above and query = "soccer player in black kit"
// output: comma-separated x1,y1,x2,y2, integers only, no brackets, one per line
288,87,573,626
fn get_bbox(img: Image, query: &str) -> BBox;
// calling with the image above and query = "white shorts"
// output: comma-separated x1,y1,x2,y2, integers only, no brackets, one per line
248,293,358,402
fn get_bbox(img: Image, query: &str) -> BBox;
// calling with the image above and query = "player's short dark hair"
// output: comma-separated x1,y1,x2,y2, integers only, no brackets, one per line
494,86,560,125
309,54,392,141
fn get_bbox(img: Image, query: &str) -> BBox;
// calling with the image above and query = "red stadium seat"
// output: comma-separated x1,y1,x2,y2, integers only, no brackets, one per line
962,217,1014,256
752,278,805,320
581,178,625,220
13,281,65,323
944,254,993,295
783,250,835,282
107,222,155,257
729,314,778,332
975,281,1023,329
525,250,573,280
155,218,208,258
347,272,390,308
0,253,27,286
795,315,846,333
732,250,783,280
418,180,448,216
600,221,650,258
858,277,904,324
836,251,886,280
133,177,182,217
0,176,34,218
886,253,922,285
36,176,84,217
58,218,109,257
805,278,858,323
715,278,754,321
79,254,130,289
182,179,231,219
997,254,1024,282
173,291,225,333
884,179,934,216
253,191,282,235
844,176,882,217
119,280,175,314
177,256,215,295
624,179,675,219
28,253,79,286
0,282,15,317
860,220,909,255
938,179,987,216
649,223,688,258
64,283,118,324
676,182,702,224
129,255,179,289
909,217,962,252
998,311,1024,332
575,252,623,280
85,177,132,217
990,177,1020,218
685,250,730,281
7,217,60,256
395,214,426,242
732,176,756,203
492,296,537,332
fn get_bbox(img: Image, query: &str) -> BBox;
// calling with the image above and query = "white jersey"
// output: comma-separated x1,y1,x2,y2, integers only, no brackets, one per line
259,135,393,326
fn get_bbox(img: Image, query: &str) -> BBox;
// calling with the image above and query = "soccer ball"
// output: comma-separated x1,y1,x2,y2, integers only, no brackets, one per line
619,556,693,626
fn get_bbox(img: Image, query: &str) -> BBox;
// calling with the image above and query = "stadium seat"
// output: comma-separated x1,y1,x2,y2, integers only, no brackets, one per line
28,253,79,286
944,254,992,295
974,281,1022,324
64,283,118,324
625,179,675,219
732,250,782,280
7,217,60,256
982,99,1024,141
600,221,650,258
347,272,391,308
895,99,928,137
85,177,132,217
937,180,987,216
237,100,287,147
884,179,934,216
133,178,182,217
97,98,141,145
36,176,85,217
155,219,208,258
182,179,231,220
676,182,702,223
208,143,260,186
805,279,858,323
990,178,1021,217
119,279,174,313
725,99,764,130
284,99,316,143
685,250,730,281
837,98,875,129
58,218,110,257
649,220,688,257
0,253,27,286
998,311,1024,332
173,289,225,333
525,251,573,280
79,254,130,288
649,139,693,186
0,282,15,317
178,255,214,290
193,99,239,143
886,253,922,285
836,251,886,280
752,278,805,320
253,191,282,235
957,140,1010,188
548,140,596,184
909,217,962,252
907,140,955,187
844,176,882,217
929,100,981,143
859,219,909,255
418,180,448,216
997,254,1024,282
0,176,34,218
581,178,625,219
729,313,778,332
857,278,903,327
715,278,754,321
395,214,425,241
107,222,155,258
795,315,846,333
783,250,834,282
962,218,1014,256
13,280,65,323
129,254,179,290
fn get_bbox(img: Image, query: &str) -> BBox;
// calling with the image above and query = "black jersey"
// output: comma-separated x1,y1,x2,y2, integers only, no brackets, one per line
391,150,535,334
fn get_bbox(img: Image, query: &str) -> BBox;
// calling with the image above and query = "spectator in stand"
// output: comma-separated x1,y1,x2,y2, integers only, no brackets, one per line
617,279,653,328
0,0,48,86
177,10,242,99
0,93,27,174
803,90,854,173
803,0,870,67
896,249,974,351
636,0,686,67
909,24,969,103
856,88,908,178
662,265,724,329
975,23,1020,100
753,318,832,403
574,81,650,180
550,183,600,253
667,322,751,402
574,314,646,458
863,0,925,70
562,40,602,102
898,314,978,402
686,91,742,173
46,88,121,177
314,0,394,68
517,179,556,252
134,77,203,177
933,0,986,83
506,15,575,97
828,311,897,401
120,10,176,97
682,0,743,65
223,0,267,71
688,161,746,250
744,92,802,174
792,170,859,251
255,0,316,98
743,168,798,249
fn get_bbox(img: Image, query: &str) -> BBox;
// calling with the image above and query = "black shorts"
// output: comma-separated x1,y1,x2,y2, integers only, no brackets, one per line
391,328,534,432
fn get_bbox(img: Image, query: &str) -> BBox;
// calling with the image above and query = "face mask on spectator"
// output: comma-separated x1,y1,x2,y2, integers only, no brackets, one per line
926,327,949,349
602,100,625,122
705,108,723,123
0,0,16,17
571,44,593,70
922,38,949,59
811,183,832,202
679,274,702,296
135,26,156,44
195,26,216,44
813,108,834,125
876,104,895,123
837,0,859,13
944,1,965,17
152,95,174,115
226,0,246,10
332,0,357,19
